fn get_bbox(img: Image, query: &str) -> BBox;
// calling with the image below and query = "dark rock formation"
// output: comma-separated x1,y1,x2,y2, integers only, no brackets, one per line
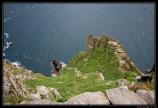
136,64,155,83
51,59,62,75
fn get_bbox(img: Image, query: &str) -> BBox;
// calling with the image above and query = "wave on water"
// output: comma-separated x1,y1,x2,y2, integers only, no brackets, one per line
11,61,22,67
4,17,11,23
3,41,12,52
4,59,22,68
4,33,11,38
3,33,13,56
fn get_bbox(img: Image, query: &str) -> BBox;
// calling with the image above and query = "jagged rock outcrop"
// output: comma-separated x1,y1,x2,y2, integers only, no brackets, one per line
135,64,155,83
29,92,41,100
49,88,60,97
87,34,141,73
36,86,49,99
33,86,61,99
106,86,147,104
136,90,154,104
3,66,28,99
65,91,110,104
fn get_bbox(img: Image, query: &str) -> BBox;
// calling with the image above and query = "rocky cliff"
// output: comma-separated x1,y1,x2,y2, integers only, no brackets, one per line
3,34,155,105
87,34,141,73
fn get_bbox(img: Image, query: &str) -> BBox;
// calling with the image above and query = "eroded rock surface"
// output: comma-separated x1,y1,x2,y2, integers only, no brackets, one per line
65,91,110,104
136,90,154,104
106,86,147,104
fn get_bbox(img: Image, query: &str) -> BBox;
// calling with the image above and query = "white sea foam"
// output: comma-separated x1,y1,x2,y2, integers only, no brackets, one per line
3,34,13,56
11,61,22,68
3,53,5,56
60,62,67,68
6,41,12,46
4,33,11,38
4,17,11,23
3,41,12,51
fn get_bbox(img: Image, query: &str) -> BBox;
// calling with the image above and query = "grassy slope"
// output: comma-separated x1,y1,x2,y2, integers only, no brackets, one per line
24,43,139,102
4,36,154,103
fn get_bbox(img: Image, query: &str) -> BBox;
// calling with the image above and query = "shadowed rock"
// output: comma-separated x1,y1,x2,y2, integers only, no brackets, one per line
136,90,155,104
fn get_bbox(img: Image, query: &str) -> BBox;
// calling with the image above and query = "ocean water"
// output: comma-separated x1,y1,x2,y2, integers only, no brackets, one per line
3,3,155,76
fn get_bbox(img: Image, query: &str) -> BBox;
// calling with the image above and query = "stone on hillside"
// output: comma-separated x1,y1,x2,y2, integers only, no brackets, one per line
135,76,141,80
77,70,80,77
117,79,129,86
36,86,49,99
118,53,127,60
65,92,110,104
87,34,96,50
108,41,118,47
29,92,41,100
81,76,88,79
116,48,123,53
98,73,104,80
136,90,155,104
106,86,147,104
119,60,126,67
49,88,60,97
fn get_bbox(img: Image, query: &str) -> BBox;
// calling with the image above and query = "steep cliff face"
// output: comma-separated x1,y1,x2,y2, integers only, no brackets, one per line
3,33,154,105
87,34,141,73
3,62,28,104
3,61,44,104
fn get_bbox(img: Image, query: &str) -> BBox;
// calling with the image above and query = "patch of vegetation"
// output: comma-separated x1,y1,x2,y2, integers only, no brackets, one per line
4,35,153,104
128,82,155,92
24,43,138,102
4,95,24,105
25,67,119,102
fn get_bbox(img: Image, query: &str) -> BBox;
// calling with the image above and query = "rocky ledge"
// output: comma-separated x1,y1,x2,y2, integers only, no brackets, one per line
87,34,142,73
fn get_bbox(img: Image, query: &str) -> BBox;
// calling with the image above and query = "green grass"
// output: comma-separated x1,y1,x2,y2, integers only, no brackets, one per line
4,35,148,104
24,44,138,102
25,67,121,102
4,95,25,105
